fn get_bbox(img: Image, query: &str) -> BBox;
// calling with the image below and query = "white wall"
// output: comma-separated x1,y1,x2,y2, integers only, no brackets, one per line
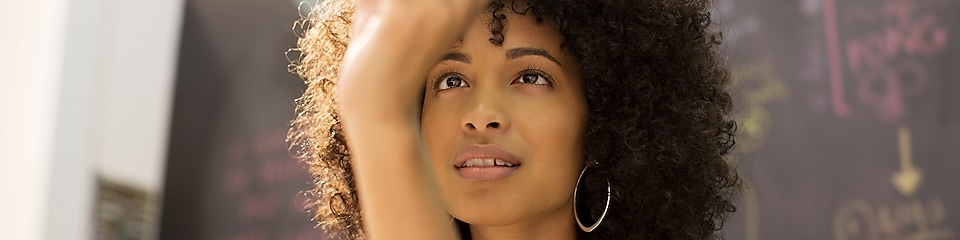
0,0,184,239
96,0,184,198
0,0,69,239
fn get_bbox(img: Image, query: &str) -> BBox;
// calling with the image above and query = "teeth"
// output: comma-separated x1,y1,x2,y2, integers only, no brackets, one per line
483,158,495,166
461,158,516,167
463,159,482,167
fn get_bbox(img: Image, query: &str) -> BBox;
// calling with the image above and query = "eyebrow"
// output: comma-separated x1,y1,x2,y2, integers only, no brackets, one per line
506,47,562,67
438,47,563,66
440,52,471,64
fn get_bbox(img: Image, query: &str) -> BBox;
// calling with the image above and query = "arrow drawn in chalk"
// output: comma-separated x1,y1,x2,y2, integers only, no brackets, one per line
892,125,922,196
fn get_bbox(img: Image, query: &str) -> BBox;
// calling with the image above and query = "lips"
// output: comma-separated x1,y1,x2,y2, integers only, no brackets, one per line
453,144,521,181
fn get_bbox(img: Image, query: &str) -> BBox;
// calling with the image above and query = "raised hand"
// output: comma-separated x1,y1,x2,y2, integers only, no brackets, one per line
332,1,489,239
338,0,488,122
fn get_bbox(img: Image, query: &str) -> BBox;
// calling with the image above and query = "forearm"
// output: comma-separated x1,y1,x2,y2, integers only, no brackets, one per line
341,118,459,240
335,2,488,238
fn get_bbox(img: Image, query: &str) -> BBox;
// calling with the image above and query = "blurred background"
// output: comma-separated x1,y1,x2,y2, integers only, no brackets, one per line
1,0,957,239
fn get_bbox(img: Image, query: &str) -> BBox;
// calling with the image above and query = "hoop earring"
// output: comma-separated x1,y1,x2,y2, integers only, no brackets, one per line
573,165,611,232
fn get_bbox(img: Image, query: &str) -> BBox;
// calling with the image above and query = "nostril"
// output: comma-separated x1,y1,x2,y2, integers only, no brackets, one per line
488,122,500,128
466,123,477,130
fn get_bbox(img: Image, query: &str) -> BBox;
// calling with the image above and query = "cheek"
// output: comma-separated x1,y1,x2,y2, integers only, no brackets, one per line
516,90,587,152
521,119,584,160
421,103,460,165
421,102,467,209
514,96,588,167
512,97,587,208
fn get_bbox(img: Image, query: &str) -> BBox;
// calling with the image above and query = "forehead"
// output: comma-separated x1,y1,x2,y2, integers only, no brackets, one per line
452,10,566,55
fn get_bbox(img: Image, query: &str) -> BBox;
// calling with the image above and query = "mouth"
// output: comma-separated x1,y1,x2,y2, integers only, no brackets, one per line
457,158,517,167
453,145,521,181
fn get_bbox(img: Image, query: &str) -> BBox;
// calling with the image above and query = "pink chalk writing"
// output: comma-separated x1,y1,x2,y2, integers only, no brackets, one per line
239,193,279,222
223,168,249,194
823,0,851,117
845,15,947,73
257,157,306,185
278,228,325,240
217,229,266,240
855,59,927,122
216,128,320,239
823,0,949,122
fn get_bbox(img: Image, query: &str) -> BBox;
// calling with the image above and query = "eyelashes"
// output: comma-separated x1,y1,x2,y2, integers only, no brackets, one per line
430,67,556,92
514,67,555,86
431,70,466,91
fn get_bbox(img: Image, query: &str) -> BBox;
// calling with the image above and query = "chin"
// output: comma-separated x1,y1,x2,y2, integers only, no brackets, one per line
451,206,526,227
444,186,529,227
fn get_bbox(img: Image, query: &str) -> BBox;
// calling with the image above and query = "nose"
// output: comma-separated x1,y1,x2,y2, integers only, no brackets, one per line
461,101,510,137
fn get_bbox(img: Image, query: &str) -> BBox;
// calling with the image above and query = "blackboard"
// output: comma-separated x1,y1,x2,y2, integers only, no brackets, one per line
717,0,960,239
158,0,320,239
157,0,960,239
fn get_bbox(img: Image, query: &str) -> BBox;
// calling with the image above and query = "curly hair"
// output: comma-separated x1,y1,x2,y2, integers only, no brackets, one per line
287,0,741,239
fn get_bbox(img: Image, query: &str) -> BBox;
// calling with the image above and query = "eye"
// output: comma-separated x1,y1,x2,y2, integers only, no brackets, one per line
519,73,544,84
512,70,553,86
436,74,469,91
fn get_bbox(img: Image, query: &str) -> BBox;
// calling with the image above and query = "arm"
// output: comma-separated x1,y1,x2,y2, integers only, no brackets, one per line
336,1,486,239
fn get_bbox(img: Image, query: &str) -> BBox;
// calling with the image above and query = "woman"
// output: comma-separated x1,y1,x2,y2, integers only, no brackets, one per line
288,0,740,239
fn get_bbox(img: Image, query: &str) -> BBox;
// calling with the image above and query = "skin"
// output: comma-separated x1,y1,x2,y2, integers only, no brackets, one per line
422,11,587,240
337,1,485,239
336,0,584,239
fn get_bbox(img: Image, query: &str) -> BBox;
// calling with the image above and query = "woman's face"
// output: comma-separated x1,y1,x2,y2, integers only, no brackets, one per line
421,10,588,226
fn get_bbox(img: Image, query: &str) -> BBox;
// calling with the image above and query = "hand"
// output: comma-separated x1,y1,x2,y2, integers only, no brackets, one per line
332,2,489,239
338,0,488,123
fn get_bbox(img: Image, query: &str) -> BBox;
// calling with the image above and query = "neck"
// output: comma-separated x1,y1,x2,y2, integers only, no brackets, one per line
467,200,578,240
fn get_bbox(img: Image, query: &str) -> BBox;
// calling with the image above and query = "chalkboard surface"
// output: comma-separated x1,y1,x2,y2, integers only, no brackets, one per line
717,0,960,239
158,0,960,239
158,0,319,239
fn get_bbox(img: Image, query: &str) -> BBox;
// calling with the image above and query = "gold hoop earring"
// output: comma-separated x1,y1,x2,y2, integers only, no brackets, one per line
573,165,611,232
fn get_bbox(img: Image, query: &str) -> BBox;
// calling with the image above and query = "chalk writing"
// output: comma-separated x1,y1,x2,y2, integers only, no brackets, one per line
741,177,760,240
217,229,266,240
822,0,851,117
731,56,789,153
824,0,950,122
215,128,320,239
892,125,922,196
728,55,787,240
834,198,953,240
835,125,952,240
